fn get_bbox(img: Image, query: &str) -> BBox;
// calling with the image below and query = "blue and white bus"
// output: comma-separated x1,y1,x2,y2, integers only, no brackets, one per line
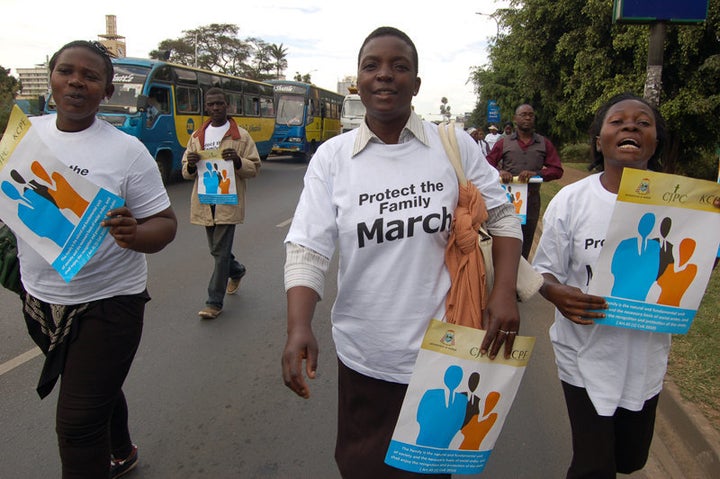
268,80,343,161
45,58,276,184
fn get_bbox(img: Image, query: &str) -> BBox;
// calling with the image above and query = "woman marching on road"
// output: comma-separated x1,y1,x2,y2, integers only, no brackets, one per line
281,26,523,478
16,40,177,478
533,92,719,478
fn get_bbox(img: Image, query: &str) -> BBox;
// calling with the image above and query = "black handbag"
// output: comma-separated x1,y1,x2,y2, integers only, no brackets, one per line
0,222,22,295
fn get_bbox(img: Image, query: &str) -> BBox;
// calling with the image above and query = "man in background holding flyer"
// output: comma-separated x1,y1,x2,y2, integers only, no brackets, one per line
486,104,564,259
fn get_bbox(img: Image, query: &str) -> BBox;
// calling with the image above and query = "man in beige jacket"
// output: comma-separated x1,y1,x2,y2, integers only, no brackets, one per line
182,87,261,319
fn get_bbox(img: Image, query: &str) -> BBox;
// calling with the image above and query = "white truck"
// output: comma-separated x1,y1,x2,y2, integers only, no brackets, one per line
340,93,365,133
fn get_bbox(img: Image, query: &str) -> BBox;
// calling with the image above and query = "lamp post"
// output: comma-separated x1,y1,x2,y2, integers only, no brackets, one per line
476,12,500,43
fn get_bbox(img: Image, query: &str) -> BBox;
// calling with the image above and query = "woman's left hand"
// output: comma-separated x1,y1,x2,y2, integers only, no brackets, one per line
480,290,520,360
102,206,138,249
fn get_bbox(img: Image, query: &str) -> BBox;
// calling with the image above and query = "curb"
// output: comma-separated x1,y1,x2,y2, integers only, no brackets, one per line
658,378,720,478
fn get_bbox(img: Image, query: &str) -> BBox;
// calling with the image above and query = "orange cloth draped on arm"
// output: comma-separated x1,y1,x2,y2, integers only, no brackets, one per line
444,181,488,329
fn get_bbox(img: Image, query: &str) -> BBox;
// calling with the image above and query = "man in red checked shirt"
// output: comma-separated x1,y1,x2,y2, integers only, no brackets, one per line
486,104,564,259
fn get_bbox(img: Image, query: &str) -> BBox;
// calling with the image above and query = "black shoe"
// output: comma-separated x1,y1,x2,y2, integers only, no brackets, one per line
110,444,138,478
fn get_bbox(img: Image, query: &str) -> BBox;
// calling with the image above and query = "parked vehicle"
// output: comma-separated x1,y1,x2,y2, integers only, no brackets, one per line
340,93,365,133
268,80,343,161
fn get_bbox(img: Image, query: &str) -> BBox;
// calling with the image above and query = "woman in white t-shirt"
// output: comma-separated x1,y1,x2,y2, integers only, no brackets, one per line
16,40,177,478
534,93,679,478
281,27,522,478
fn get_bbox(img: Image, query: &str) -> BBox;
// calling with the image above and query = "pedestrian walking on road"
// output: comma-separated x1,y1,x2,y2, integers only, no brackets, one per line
182,87,261,319
532,93,720,478
485,124,502,151
16,40,177,479
281,26,523,479
486,104,564,259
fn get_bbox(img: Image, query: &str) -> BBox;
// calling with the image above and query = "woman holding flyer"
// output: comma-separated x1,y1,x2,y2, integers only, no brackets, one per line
281,26,522,478
533,93,720,478
16,40,177,478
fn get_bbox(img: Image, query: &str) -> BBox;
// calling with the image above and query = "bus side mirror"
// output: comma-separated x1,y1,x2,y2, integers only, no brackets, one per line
137,95,149,111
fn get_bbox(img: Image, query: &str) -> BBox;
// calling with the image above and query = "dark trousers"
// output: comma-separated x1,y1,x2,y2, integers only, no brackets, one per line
57,293,146,479
205,224,245,308
561,381,659,479
335,359,450,479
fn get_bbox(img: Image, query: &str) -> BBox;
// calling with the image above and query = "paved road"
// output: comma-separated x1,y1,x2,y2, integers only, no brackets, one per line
0,157,699,478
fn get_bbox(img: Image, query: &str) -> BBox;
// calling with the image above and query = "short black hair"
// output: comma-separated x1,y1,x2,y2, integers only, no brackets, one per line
205,87,226,100
358,26,419,73
49,40,114,88
588,92,667,172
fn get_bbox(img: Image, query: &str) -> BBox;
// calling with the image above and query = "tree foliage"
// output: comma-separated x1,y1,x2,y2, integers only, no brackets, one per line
470,0,720,177
0,66,21,136
440,97,452,121
149,24,288,81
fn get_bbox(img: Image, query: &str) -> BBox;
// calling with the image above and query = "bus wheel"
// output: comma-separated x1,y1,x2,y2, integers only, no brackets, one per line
157,157,172,185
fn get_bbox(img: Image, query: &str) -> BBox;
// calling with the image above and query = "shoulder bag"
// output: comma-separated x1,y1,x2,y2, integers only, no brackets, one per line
438,122,542,301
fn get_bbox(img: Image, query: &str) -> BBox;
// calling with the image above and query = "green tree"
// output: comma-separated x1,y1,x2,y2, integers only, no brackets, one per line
440,97,452,121
244,38,275,80
0,66,21,136
470,0,720,177
268,43,289,80
293,72,313,83
149,24,251,76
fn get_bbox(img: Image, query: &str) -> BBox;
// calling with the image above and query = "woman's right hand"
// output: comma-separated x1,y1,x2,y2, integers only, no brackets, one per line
282,286,321,399
540,279,608,325
281,325,318,399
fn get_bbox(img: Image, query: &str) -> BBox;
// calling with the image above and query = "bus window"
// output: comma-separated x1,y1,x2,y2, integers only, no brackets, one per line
260,97,274,117
276,94,305,125
147,86,170,126
244,96,260,116
227,92,243,115
176,86,200,114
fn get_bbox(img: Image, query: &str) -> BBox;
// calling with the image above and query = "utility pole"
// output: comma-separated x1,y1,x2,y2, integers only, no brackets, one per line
643,23,666,107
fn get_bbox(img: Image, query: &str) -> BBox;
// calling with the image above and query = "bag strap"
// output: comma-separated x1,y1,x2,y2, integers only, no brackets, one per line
439,122,494,239
438,121,467,186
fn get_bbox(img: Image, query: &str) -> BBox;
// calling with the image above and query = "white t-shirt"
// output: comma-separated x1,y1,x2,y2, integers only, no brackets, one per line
18,115,171,304
286,121,508,383
485,132,502,151
204,121,230,150
532,174,671,415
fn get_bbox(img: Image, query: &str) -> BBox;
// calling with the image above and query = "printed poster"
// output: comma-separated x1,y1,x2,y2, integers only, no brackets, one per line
499,177,542,225
500,181,528,224
385,319,535,475
588,168,720,334
197,150,238,205
0,105,124,282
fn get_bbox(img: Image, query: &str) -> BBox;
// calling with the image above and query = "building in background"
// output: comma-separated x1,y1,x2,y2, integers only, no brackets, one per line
98,15,126,58
16,14,126,103
337,75,356,96
16,64,49,100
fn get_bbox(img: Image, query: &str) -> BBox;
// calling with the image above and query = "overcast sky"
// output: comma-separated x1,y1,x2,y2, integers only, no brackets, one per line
0,0,508,118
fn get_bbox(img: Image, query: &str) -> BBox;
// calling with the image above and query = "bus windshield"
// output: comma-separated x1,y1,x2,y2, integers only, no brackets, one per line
276,94,305,125
100,64,150,114
343,98,365,118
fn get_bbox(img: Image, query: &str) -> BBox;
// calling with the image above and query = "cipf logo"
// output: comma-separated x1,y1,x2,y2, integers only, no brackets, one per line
635,177,651,195
186,118,195,135
662,184,688,204
440,329,456,347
